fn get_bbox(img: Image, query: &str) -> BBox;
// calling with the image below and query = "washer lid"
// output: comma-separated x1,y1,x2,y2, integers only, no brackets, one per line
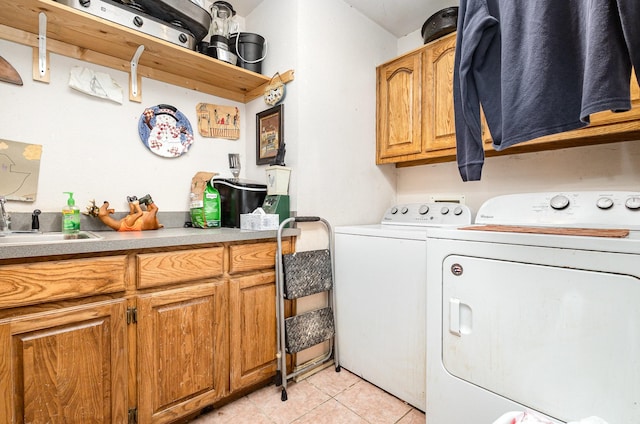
335,224,430,240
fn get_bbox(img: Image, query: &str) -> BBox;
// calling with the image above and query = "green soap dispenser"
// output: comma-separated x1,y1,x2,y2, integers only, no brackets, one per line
62,192,80,237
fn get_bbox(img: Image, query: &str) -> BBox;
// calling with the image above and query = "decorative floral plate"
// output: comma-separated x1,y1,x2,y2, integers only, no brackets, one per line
138,104,194,158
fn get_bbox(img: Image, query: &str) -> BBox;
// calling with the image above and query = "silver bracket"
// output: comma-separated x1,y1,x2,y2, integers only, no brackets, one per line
38,12,47,78
33,11,50,82
129,45,145,102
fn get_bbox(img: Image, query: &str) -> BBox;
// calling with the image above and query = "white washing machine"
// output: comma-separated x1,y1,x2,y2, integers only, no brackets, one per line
426,191,640,423
335,202,472,411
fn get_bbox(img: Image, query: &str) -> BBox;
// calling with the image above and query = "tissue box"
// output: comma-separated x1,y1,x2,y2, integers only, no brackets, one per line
240,213,279,230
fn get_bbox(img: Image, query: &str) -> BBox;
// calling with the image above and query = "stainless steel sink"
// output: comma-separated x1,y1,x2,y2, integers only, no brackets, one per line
0,231,102,244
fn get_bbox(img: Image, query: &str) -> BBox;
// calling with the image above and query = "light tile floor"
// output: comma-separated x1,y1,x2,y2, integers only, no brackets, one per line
190,366,425,424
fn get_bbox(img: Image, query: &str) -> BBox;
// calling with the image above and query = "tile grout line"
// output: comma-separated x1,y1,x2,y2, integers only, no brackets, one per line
297,377,372,424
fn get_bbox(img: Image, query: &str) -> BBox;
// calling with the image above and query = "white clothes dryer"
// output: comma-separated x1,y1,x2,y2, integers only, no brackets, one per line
335,202,472,411
426,191,640,423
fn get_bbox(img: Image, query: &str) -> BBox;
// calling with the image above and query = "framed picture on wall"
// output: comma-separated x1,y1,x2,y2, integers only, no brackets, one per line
256,104,284,165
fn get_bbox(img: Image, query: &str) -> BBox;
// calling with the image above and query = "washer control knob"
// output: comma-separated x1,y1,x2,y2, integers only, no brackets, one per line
596,197,614,210
418,205,430,215
390,207,398,215
453,206,464,216
550,194,570,210
440,206,450,215
400,206,409,214
625,196,640,210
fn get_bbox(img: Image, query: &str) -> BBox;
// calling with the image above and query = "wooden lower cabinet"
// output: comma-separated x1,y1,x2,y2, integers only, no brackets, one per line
0,299,128,423
229,271,278,391
0,237,292,423
136,282,227,424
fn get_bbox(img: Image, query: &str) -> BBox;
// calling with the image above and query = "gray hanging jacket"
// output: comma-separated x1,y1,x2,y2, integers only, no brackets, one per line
453,0,639,181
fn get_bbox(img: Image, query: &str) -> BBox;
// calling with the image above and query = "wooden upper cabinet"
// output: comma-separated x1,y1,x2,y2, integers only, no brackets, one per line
376,50,424,162
424,33,457,153
376,33,458,165
378,32,640,167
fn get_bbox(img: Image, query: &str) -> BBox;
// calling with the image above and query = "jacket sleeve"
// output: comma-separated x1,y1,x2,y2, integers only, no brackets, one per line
616,0,640,85
453,0,498,181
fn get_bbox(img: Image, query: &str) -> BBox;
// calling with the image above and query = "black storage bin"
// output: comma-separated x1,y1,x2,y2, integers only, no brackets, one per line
229,32,266,74
211,177,267,228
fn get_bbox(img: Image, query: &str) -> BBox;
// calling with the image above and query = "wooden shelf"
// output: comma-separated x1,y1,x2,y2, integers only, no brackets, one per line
0,0,294,103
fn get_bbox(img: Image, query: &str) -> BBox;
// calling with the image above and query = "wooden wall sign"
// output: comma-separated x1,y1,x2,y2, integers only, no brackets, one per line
196,103,240,140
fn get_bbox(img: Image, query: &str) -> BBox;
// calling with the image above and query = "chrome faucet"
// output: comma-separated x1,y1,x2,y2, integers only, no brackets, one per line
0,196,8,234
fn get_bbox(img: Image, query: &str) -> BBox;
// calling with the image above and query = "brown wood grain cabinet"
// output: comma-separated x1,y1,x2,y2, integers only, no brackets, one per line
136,282,227,424
136,247,225,290
228,241,293,392
376,33,458,165
376,48,425,161
423,32,457,154
0,299,128,423
0,237,293,424
229,271,278,391
377,32,640,168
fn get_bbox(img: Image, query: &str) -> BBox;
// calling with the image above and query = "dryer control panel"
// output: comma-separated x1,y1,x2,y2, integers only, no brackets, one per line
475,191,640,229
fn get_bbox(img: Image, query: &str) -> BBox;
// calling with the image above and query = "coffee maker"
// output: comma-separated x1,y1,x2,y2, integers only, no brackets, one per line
206,1,237,64
262,166,291,225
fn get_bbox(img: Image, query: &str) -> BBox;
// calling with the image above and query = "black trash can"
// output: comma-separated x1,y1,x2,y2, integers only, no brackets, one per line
230,32,266,74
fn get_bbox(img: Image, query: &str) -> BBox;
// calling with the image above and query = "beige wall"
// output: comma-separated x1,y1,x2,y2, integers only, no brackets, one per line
396,141,640,217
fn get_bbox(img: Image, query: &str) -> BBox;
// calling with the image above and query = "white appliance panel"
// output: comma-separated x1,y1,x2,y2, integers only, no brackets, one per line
335,231,427,410
335,201,471,412
475,191,640,229
426,224,640,424
442,254,640,423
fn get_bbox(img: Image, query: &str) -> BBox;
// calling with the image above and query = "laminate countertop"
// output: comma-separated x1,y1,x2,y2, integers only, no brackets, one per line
0,227,300,260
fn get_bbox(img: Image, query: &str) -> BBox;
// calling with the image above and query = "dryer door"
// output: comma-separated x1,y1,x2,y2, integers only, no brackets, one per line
442,255,640,423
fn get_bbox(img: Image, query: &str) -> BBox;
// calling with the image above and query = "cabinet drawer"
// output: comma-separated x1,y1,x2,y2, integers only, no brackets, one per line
0,256,127,308
137,247,224,289
229,240,292,274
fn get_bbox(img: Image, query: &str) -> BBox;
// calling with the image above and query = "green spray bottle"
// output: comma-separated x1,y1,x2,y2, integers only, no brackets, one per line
62,192,80,236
